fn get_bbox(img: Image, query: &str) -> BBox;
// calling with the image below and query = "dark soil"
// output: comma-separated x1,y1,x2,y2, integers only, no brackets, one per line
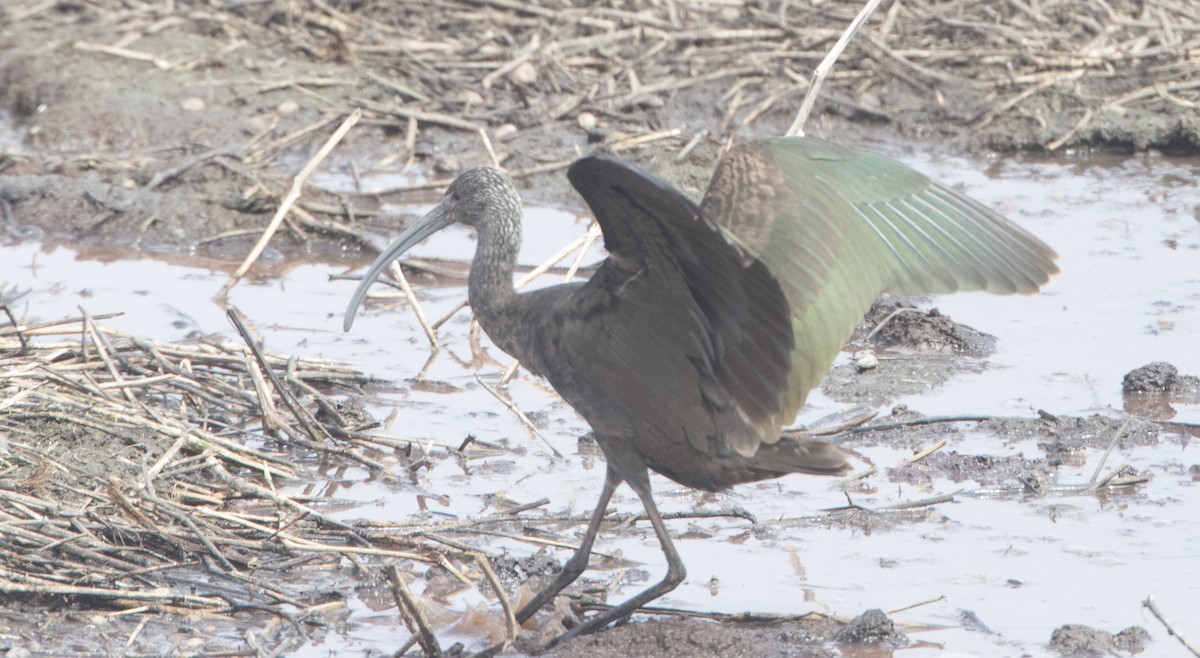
831,608,909,647
1048,623,1151,657
822,298,998,407
1122,361,1200,421
541,616,842,658
4,0,1199,259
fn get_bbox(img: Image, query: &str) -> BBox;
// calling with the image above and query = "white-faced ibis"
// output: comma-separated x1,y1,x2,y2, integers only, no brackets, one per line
343,136,1058,646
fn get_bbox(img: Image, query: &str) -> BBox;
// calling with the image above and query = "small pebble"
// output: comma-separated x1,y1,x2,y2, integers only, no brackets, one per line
180,97,206,112
277,99,299,114
577,111,597,130
855,352,879,371
509,61,538,84
244,114,277,135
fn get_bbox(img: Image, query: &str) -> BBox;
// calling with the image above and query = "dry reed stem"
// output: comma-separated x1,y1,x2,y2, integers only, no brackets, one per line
899,439,947,465
471,553,517,656
388,260,440,349
789,0,887,136
220,108,361,298
473,373,562,458
387,565,443,658
1143,595,1200,658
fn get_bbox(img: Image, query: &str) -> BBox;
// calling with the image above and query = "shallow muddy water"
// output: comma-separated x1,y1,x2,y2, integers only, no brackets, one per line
4,144,1199,657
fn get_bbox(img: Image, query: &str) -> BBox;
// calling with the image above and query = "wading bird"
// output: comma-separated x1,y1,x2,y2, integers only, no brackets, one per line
344,136,1057,646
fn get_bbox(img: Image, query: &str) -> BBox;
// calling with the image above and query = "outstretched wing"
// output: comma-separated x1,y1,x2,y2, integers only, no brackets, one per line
564,155,794,460
701,136,1059,425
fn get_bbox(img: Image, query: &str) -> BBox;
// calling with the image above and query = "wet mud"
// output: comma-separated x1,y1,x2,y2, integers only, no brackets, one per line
1048,623,1150,657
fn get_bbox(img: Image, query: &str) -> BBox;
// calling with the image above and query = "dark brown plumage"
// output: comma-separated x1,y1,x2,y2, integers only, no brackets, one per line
344,136,1058,646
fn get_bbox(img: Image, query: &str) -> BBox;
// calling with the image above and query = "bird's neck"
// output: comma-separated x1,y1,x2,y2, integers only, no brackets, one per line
467,215,521,333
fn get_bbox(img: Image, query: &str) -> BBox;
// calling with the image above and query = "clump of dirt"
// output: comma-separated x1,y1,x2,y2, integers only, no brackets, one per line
772,504,935,535
1034,413,1162,451
890,450,1051,487
822,353,984,407
974,412,1164,471
854,298,997,356
837,403,968,452
1123,361,1185,393
541,616,842,658
832,608,909,647
489,554,564,586
314,396,373,428
823,299,995,407
843,407,1168,494
1048,623,1150,657
1122,361,1200,421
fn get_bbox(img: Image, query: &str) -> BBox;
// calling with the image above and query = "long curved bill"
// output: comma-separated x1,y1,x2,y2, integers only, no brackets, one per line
343,202,454,331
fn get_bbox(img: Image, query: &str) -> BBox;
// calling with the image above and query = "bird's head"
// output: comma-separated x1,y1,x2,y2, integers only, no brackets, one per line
343,167,519,331
441,167,521,229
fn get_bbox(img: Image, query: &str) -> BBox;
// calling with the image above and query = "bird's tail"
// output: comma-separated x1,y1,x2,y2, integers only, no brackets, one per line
754,436,851,476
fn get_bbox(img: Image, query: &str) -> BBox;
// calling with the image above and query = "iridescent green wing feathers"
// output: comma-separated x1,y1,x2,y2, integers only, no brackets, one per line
701,137,1059,429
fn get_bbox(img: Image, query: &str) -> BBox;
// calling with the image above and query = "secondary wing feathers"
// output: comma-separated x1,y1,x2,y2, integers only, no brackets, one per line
701,137,1058,425
560,138,1056,464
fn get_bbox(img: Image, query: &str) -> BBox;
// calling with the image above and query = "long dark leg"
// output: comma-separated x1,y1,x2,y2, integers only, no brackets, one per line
541,469,686,650
515,464,621,625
